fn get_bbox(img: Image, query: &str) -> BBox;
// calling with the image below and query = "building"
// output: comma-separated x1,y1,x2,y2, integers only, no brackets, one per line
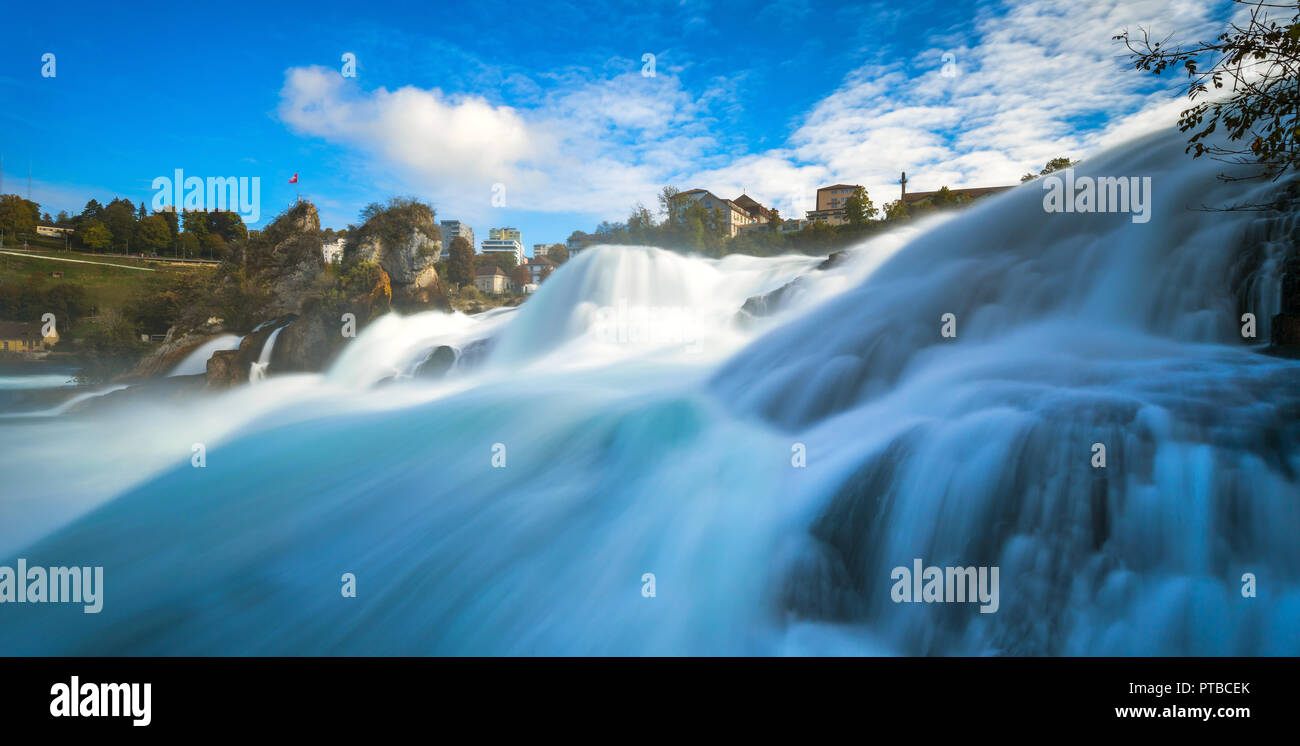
567,233,595,256
481,236,525,265
732,194,776,223
322,238,344,264
900,184,1016,205
532,243,551,258
0,321,56,352
804,184,863,226
35,224,74,239
440,220,475,260
524,255,556,284
673,189,760,237
489,227,522,242
474,265,509,294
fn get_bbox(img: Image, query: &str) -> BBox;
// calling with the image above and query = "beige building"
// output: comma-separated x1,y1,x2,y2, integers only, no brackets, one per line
0,321,56,352
35,224,74,238
805,184,863,226
475,265,509,294
674,189,759,237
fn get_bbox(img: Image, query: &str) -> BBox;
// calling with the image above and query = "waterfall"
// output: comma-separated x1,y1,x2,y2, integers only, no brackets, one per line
249,326,286,383
169,334,243,377
0,124,1296,655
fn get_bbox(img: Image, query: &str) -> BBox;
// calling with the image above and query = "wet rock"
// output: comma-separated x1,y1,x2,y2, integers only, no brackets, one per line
414,345,457,378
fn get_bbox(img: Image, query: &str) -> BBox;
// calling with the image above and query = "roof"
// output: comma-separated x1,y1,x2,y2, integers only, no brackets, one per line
818,184,861,192
903,185,1016,204
732,194,774,218
527,255,556,266
0,321,42,338
475,266,507,277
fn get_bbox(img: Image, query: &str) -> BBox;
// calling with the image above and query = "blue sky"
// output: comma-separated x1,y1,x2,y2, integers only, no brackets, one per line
0,0,1233,252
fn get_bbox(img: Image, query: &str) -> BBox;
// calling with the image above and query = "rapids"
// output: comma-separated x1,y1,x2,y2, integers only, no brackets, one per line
0,126,1296,655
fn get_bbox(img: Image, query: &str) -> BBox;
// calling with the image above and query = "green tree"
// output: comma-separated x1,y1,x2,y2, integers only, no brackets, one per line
447,236,474,287
77,219,112,251
135,214,171,254
1117,0,1300,180
181,209,209,243
843,187,876,225
101,198,137,252
1021,156,1079,182
177,232,200,258
201,233,228,260
78,199,103,225
0,194,38,240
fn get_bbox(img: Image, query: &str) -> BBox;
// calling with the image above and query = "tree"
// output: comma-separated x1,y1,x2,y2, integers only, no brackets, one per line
78,219,112,251
181,209,209,243
135,215,171,254
1021,156,1079,182
0,194,38,240
1116,0,1300,181
627,202,655,242
547,243,569,264
658,186,682,223
884,199,910,222
510,264,531,289
207,210,247,242
101,198,137,252
447,236,474,287
201,233,228,260
178,232,200,258
768,208,783,231
79,199,103,225
843,187,876,225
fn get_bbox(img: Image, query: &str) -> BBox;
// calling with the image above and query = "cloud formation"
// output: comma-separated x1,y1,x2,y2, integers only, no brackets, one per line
278,0,1231,224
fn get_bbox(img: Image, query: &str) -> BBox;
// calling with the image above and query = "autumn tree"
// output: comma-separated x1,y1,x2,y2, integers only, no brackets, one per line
447,236,474,287
1117,0,1300,180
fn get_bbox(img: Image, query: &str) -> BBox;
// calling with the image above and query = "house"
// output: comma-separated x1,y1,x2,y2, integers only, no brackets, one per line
673,189,759,237
0,321,56,352
35,224,74,239
732,194,776,223
321,238,344,264
439,220,475,259
805,184,863,226
524,255,556,284
475,265,509,294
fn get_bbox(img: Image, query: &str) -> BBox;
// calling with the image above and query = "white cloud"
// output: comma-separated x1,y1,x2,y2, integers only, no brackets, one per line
277,0,1233,225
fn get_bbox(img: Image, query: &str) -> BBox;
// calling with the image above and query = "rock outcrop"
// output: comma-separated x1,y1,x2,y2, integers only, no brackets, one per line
116,330,219,381
737,251,846,323
345,198,449,311
205,320,292,388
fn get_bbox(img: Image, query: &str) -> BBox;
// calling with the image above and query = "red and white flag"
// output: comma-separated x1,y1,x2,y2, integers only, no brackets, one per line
288,173,299,184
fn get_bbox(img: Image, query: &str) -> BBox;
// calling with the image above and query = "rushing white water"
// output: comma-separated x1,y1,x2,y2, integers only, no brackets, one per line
168,334,243,377
249,326,286,382
0,126,1296,655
